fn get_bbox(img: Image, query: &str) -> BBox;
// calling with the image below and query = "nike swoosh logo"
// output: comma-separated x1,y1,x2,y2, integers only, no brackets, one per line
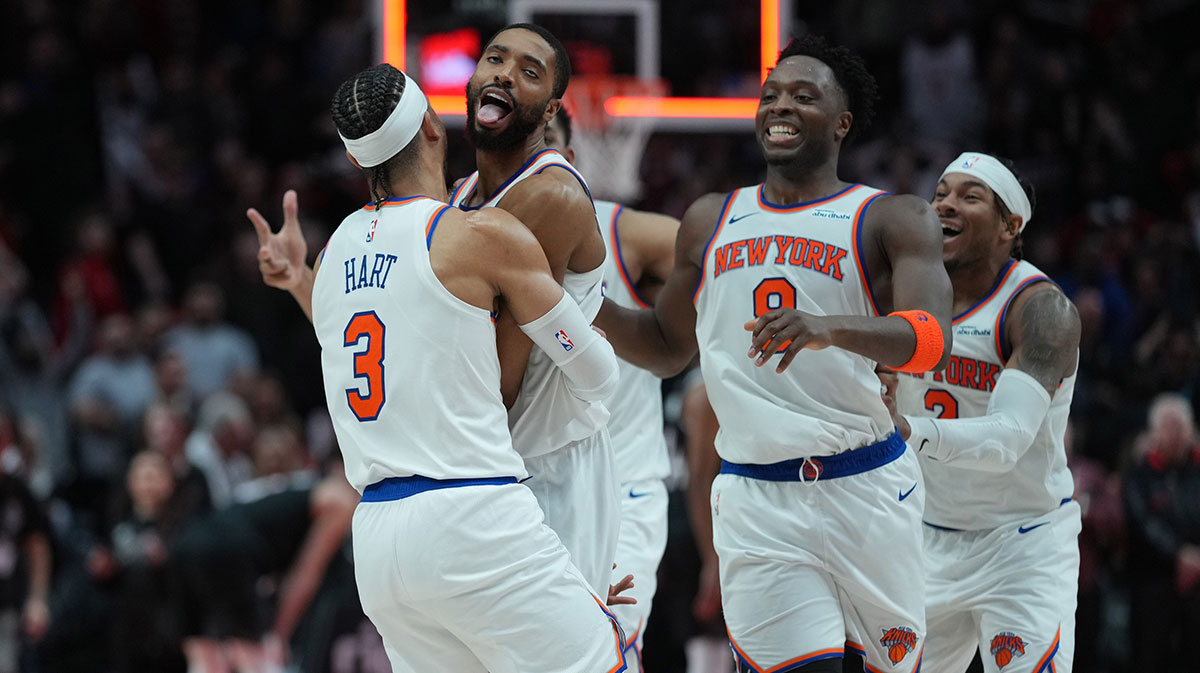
728,212,757,224
898,483,917,501
1018,522,1049,534
628,489,651,499
918,439,929,452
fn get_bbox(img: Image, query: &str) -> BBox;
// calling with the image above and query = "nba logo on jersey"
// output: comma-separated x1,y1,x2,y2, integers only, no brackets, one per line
989,632,1026,668
365,218,379,242
880,626,917,664
555,330,574,352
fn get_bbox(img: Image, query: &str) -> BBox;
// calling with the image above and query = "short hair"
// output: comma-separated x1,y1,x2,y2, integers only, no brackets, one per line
330,63,421,204
988,154,1036,260
776,35,878,144
488,23,572,99
553,106,574,146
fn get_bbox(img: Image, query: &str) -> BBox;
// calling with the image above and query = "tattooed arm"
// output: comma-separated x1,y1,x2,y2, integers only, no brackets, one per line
903,284,1081,472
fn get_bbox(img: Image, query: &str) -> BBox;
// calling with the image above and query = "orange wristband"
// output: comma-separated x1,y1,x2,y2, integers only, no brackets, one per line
889,310,944,373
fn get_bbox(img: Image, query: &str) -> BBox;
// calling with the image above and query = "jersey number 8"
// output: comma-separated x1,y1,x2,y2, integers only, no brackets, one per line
344,311,386,421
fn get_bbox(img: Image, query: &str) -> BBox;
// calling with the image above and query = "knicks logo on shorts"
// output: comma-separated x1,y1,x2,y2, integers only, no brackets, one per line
990,632,1026,669
880,626,917,664
555,330,574,352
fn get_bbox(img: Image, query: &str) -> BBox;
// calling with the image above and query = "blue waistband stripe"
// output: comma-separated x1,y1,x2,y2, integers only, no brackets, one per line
719,432,906,482
361,475,518,502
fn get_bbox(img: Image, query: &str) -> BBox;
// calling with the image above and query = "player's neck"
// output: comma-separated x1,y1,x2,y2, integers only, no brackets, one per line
390,168,448,203
474,137,553,197
762,162,847,205
949,255,1014,315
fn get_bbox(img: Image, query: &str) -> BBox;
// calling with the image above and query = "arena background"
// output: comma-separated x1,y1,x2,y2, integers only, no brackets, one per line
1,0,1199,671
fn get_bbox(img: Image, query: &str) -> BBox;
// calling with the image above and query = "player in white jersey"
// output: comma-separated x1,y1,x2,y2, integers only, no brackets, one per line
596,36,953,673
247,63,629,673
450,24,621,597
889,153,1082,673
545,108,680,669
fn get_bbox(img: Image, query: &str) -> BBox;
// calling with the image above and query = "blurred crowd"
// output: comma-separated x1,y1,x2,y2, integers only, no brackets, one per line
0,0,1198,672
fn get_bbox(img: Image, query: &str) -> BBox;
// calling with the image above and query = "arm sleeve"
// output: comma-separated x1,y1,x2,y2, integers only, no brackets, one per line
519,293,619,402
907,367,1051,473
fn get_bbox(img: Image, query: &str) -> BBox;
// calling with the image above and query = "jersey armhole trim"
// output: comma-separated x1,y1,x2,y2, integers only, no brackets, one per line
425,205,452,249
610,205,653,309
850,191,888,316
533,161,595,206
692,190,738,305
994,275,1054,363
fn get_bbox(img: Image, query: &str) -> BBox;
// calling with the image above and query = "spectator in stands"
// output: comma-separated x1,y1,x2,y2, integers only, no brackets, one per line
1124,393,1200,670
0,471,51,673
161,282,259,399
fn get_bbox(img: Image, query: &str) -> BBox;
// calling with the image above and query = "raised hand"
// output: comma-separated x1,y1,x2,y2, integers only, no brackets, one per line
247,190,309,292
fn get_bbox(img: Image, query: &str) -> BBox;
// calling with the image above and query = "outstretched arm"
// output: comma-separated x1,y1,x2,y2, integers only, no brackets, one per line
247,190,318,322
905,285,1081,472
746,194,952,373
595,194,724,377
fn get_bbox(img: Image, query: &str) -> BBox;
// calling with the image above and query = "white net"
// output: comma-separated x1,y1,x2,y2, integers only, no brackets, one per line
563,76,667,203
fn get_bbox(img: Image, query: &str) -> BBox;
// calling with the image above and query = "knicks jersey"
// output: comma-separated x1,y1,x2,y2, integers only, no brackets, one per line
451,149,609,458
310,196,527,492
695,184,894,463
596,200,670,483
897,259,1076,529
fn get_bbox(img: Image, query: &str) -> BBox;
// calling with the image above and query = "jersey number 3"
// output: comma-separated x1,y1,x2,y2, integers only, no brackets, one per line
344,311,385,421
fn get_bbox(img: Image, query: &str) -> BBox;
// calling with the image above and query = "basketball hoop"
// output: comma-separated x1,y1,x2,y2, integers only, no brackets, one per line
563,76,667,203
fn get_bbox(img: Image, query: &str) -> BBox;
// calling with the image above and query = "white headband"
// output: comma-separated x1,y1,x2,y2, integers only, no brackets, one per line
339,77,428,168
940,152,1033,232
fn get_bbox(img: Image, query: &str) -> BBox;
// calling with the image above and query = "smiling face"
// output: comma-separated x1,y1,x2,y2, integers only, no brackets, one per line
756,55,852,171
933,172,1017,272
466,28,559,151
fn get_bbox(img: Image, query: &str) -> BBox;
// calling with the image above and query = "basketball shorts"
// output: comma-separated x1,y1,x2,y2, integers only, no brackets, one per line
712,441,926,673
609,478,669,671
923,499,1081,673
523,427,622,596
351,481,627,673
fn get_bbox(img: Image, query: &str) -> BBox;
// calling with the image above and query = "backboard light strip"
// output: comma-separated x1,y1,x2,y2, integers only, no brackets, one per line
380,0,785,126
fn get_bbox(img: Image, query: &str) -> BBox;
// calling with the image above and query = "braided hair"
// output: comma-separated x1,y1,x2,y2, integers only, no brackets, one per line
331,63,422,207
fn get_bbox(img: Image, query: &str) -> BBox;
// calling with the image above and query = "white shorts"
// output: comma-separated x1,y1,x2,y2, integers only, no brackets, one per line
712,447,926,673
524,428,621,596
351,482,627,673
609,478,669,671
923,500,1081,673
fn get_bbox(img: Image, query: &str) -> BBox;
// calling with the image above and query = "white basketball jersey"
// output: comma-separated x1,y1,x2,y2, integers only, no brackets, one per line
311,196,527,492
595,200,670,483
897,259,1076,529
451,150,609,458
695,184,894,463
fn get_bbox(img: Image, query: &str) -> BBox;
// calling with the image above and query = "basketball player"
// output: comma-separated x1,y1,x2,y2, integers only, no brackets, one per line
595,35,953,673
249,63,627,672
888,153,1081,673
545,108,679,669
448,24,621,598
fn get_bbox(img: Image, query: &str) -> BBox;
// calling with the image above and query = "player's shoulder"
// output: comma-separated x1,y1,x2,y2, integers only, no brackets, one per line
504,164,593,210
458,207,537,248
867,191,935,221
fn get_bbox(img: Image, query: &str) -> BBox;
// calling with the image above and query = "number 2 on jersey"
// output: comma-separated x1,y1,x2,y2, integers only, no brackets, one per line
344,311,385,421
923,389,958,419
